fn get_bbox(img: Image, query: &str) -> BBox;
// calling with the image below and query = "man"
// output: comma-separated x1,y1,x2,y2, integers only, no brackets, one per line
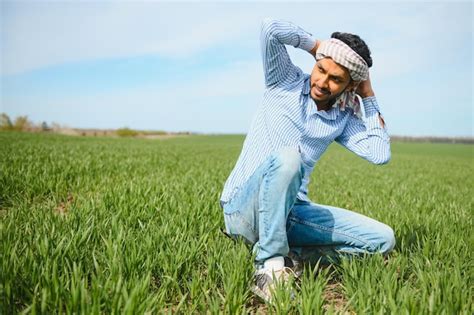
219,18,395,302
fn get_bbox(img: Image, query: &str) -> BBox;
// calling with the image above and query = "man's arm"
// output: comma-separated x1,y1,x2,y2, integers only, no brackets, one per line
336,93,391,165
261,18,317,87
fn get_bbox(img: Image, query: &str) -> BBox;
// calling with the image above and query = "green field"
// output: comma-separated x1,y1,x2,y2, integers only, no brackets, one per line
1,132,472,314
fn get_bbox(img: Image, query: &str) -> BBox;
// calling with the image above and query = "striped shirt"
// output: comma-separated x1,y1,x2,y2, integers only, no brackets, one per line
220,18,390,204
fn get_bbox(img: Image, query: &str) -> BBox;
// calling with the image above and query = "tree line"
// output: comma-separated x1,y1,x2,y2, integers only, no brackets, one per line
0,113,55,132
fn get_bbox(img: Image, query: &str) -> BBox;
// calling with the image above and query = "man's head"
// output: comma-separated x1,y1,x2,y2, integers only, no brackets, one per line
310,32,372,107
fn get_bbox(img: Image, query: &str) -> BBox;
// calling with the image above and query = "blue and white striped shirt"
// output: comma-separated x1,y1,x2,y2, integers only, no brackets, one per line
221,19,390,204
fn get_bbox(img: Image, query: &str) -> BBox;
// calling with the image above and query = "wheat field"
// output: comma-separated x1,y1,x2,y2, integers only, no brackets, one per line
1,132,472,314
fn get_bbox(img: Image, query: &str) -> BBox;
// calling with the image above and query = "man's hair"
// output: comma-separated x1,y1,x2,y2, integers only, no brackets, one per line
331,32,373,68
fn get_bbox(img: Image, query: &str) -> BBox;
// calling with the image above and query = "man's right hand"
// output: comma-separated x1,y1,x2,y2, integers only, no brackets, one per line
310,40,321,58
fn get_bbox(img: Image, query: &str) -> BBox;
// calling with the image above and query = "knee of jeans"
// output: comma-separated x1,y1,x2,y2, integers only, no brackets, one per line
273,147,302,180
224,212,258,245
375,224,396,255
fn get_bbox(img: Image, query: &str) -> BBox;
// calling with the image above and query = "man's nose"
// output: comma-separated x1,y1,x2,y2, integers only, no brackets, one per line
318,75,329,89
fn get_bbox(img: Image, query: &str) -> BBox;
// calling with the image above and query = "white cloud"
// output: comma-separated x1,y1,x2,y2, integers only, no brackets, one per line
5,1,463,75
1,2,260,75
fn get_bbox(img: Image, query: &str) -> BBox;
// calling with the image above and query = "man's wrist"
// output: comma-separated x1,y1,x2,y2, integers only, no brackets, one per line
300,35,318,54
360,90,375,98
309,40,320,57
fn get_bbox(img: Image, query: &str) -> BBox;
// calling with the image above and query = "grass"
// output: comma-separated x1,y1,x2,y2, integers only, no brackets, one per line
0,131,472,314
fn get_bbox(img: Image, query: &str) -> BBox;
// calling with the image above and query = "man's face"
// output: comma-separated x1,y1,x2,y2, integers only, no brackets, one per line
310,57,356,106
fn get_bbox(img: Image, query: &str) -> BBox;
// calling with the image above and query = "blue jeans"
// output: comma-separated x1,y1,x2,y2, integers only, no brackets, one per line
222,147,395,265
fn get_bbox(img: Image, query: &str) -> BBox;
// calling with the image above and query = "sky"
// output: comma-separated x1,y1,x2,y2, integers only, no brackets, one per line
0,0,472,136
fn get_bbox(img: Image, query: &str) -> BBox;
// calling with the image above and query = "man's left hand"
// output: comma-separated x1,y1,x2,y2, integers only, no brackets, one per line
355,74,385,128
356,74,375,98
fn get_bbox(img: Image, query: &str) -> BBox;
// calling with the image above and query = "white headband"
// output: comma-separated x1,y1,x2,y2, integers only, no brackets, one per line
316,38,369,82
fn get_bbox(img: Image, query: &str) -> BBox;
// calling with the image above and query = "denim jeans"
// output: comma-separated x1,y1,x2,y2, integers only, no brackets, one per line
222,147,395,265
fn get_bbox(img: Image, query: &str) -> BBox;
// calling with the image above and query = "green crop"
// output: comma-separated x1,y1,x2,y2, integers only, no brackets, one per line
0,132,472,314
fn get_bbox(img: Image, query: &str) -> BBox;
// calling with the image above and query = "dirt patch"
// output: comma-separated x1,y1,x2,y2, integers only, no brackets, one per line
323,280,353,314
54,193,74,216
247,296,269,314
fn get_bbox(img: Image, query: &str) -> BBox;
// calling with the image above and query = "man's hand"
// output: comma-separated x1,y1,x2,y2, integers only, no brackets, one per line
355,73,385,128
355,73,375,98
310,40,321,58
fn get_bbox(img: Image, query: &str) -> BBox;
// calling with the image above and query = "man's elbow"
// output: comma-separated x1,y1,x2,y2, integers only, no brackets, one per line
261,18,277,36
371,150,391,165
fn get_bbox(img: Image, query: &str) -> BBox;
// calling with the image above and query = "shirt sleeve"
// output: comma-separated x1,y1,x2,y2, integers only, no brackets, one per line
336,96,391,165
260,18,317,87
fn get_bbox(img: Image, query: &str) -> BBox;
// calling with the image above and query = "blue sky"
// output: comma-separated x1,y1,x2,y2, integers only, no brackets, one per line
1,1,472,136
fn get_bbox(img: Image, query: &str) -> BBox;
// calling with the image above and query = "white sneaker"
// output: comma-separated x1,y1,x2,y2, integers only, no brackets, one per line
251,266,297,303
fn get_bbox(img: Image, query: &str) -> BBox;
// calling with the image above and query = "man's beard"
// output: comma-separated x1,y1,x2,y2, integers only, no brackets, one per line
311,87,346,108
